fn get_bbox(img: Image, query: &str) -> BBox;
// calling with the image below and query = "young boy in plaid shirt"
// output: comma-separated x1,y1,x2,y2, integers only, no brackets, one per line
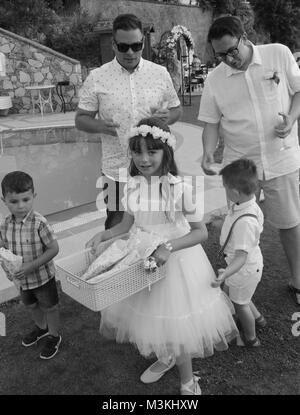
0,171,61,359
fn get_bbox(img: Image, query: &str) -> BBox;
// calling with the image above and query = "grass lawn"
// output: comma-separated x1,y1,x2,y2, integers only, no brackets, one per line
1,202,299,395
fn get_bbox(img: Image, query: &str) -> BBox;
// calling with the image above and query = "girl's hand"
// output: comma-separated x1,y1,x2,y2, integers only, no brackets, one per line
210,214,225,230
151,244,171,267
86,232,105,256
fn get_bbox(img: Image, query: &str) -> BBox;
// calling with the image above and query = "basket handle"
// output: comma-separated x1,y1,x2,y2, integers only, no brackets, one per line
66,275,80,288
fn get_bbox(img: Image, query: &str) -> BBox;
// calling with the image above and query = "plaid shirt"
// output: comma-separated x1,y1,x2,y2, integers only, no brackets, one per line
0,210,56,290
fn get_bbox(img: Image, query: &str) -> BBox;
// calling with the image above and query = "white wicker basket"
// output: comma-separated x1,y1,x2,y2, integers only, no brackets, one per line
56,234,166,312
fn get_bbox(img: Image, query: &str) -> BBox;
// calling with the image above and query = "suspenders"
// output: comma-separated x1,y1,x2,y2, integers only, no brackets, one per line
217,213,258,261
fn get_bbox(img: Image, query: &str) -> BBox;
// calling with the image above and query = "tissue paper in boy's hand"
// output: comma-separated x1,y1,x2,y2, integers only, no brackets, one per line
0,248,23,289
0,248,23,277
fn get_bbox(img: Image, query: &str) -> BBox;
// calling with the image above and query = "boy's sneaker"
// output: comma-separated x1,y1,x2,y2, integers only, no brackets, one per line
22,326,49,347
40,335,62,360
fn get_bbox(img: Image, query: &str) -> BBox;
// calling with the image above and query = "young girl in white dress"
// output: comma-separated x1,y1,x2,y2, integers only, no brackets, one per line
87,117,237,395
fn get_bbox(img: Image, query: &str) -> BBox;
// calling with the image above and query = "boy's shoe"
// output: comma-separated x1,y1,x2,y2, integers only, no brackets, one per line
140,355,176,384
22,326,49,347
255,315,267,329
237,332,261,348
288,283,300,306
40,335,62,360
180,376,202,395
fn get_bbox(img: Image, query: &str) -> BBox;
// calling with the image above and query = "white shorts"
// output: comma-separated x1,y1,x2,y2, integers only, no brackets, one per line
259,170,300,229
225,264,263,305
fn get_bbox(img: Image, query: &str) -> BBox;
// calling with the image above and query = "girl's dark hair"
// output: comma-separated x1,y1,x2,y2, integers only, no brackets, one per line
1,171,34,197
220,158,258,195
208,16,245,43
128,117,178,177
112,14,143,36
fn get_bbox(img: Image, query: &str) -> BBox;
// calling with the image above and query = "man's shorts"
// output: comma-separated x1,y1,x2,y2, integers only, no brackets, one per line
225,265,263,305
259,170,300,229
20,277,59,309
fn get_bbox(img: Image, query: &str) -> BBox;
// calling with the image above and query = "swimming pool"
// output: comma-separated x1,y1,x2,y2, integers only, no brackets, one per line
0,125,101,217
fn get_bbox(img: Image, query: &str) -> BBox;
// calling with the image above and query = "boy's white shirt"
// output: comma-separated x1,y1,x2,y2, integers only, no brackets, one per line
220,196,264,267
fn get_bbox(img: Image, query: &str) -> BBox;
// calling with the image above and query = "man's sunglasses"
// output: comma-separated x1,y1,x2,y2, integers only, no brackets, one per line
214,37,241,62
114,40,144,53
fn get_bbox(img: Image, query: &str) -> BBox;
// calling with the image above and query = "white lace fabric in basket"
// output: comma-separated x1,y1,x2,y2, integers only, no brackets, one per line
82,239,129,281
83,229,165,283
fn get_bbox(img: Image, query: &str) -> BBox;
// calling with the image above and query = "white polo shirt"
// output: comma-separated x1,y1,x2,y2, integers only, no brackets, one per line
198,43,300,180
78,58,180,181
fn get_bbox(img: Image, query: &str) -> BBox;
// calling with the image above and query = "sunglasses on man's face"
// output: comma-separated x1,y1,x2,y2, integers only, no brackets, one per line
114,39,144,53
214,37,241,63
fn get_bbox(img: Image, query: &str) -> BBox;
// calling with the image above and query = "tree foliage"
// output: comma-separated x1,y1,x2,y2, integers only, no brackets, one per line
249,0,300,50
0,1,102,66
0,0,56,42
44,8,103,67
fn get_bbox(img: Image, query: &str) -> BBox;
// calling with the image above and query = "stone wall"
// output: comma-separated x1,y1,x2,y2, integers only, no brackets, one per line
0,28,82,114
81,0,212,59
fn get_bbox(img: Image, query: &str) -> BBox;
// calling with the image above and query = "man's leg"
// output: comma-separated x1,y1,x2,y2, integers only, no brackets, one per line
279,224,300,293
261,171,300,301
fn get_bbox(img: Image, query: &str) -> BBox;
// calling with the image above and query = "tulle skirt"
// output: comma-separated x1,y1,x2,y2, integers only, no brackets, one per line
100,243,238,359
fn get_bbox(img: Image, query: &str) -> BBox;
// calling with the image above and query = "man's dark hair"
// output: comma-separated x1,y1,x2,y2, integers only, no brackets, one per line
1,171,34,197
208,15,245,43
112,14,143,36
220,158,258,195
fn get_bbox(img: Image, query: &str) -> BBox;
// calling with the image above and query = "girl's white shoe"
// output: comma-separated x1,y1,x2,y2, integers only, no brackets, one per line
180,376,202,395
140,355,176,384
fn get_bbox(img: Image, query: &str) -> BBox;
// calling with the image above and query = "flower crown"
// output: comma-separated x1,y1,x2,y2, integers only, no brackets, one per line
127,125,176,150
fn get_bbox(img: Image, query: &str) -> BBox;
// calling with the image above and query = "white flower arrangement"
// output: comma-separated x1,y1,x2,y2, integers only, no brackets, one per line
143,256,158,272
126,125,176,150
166,25,195,52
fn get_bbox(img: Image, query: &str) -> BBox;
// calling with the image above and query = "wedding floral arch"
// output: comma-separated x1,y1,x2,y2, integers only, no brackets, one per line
166,25,195,53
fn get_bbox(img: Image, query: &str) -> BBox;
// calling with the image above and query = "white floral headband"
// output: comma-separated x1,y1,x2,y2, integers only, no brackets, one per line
127,125,176,150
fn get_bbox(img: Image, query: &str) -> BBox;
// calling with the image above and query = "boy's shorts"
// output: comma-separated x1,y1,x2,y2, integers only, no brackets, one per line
225,265,263,305
260,170,300,229
20,277,59,309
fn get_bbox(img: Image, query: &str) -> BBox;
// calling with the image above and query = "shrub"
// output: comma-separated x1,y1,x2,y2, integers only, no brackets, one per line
45,8,102,68
0,0,56,43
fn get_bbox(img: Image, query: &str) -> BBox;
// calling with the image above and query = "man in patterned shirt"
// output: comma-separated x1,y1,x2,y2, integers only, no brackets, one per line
0,171,61,359
75,13,182,229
